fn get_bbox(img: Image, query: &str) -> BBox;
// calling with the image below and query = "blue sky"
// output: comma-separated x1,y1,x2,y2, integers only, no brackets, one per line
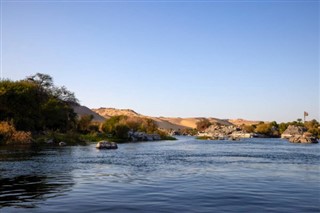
1,0,319,122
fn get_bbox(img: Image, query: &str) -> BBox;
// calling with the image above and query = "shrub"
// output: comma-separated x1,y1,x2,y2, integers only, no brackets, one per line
241,125,255,133
196,119,211,131
11,131,32,144
156,129,177,140
0,121,32,144
0,121,15,143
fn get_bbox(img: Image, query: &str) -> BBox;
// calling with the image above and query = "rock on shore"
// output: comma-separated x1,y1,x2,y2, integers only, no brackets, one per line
96,141,118,149
128,131,161,142
288,136,318,143
282,125,318,144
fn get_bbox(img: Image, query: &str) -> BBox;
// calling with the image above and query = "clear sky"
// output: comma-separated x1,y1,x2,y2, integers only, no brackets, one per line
1,0,319,122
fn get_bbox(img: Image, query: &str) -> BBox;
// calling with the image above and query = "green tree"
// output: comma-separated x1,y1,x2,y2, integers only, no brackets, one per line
102,116,126,135
101,115,161,140
26,73,78,104
255,123,271,135
0,73,77,132
41,98,77,132
241,125,255,133
279,122,289,134
140,118,158,133
114,124,130,139
0,80,42,130
304,119,320,138
77,115,94,134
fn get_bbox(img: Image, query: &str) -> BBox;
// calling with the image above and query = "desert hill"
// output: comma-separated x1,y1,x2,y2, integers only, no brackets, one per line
92,107,140,118
158,117,233,129
74,106,260,131
72,105,106,122
228,119,261,126
91,107,239,130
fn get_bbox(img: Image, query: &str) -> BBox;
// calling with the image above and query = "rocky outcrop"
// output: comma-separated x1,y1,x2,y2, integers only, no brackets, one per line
231,131,254,138
96,141,118,149
288,135,318,144
282,125,318,144
59,141,67,146
128,131,161,142
198,125,253,140
281,125,306,139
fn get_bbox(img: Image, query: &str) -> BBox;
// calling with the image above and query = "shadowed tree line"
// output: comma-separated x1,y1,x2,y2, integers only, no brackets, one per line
0,73,78,132
0,73,83,144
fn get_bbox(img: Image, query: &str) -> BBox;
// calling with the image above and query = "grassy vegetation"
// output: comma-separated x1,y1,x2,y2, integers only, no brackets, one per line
0,121,32,145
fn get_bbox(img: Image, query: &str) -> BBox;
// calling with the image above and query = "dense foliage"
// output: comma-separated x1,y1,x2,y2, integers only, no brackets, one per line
0,73,78,133
102,115,159,141
101,115,177,141
0,73,81,144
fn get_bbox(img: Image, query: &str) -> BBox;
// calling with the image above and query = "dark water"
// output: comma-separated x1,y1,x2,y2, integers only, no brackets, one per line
0,137,319,213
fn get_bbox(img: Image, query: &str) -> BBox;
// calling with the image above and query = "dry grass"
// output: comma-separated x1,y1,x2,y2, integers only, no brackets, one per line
0,121,32,144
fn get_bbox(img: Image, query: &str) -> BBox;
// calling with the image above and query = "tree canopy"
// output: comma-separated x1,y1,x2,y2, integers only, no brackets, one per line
0,73,77,132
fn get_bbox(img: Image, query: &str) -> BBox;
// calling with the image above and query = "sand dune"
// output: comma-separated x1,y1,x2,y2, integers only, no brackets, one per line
79,107,262,130
92,107,140,118
89,107,244,130
72,105,107,122
228,119,261,126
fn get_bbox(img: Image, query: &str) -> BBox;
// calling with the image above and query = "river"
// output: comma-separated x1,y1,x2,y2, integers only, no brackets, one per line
0,137,319,212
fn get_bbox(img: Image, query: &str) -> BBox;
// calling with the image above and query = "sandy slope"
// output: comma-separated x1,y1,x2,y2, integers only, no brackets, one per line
148,117,187,130
75,106,261,130
90,107,241,130
72,105,107,122
228,119,261,126
92,107,140,117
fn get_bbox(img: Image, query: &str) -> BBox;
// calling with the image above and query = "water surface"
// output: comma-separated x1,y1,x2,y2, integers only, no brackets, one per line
1,137,319,212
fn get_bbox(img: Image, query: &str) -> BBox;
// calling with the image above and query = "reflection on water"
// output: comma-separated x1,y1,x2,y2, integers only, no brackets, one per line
0,175,73,208
0,138,319,212
0,146,74,209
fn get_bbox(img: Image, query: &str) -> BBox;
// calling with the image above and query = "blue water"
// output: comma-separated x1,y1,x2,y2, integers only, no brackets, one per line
1,137,319,212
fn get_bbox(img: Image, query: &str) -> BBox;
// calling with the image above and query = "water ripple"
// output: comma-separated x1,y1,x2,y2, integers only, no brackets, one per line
0,138,319,212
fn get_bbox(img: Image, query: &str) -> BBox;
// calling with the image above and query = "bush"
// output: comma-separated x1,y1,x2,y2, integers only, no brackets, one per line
102,116,173,141
241,125,255,133
102,116,158,137
11,131,32,144
196,119,211,131
0,121,32,144
156,129,177,140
